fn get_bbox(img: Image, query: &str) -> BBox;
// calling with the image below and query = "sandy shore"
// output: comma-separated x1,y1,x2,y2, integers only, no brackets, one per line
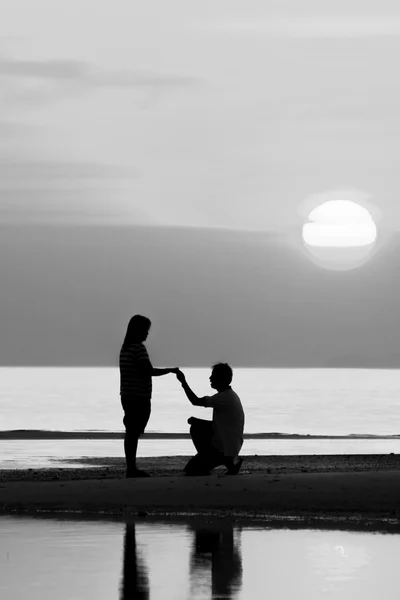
1,454,400,522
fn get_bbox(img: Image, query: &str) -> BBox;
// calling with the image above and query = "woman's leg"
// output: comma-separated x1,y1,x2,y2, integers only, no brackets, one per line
123,405,151,477
124,430,139,471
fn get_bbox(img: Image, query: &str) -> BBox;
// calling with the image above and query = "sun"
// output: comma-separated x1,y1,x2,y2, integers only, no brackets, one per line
302,200,378,270
303,200,377,247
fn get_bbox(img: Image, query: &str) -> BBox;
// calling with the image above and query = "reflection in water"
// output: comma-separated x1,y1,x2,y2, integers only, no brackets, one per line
1,516,400,600
189,523,243,599
120,521,242,599
120,523,150,600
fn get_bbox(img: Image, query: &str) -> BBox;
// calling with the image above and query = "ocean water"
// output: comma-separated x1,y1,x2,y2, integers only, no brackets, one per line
1,367,400,467
1,516,400,599
1,367,399,436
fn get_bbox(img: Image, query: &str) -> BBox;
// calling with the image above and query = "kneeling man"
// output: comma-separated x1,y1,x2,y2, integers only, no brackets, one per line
176,363,245,476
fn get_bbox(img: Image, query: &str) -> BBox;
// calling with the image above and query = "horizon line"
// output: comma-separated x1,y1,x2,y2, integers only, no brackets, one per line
1,430,399,440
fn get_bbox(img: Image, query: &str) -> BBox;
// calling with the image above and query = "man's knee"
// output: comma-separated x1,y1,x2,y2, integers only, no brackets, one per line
189,419,212,437
189,422,204,444
189,424,203,451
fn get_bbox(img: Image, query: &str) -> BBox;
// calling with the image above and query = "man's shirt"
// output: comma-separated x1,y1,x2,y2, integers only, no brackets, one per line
119,342,152,399
200,387,245,457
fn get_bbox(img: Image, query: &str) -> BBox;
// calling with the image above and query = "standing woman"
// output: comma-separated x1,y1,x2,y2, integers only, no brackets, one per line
120,314,177,477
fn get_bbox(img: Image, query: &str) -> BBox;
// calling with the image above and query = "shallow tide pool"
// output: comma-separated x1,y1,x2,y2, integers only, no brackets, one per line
0,515,399,599
3,438,400,469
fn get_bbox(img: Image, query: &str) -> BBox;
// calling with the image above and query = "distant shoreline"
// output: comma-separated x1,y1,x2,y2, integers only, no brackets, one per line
1,430,399,440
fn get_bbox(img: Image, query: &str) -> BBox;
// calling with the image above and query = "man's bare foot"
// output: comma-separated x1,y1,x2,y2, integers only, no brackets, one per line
211,465,229,477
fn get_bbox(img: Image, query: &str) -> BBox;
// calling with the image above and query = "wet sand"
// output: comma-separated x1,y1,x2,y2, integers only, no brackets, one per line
1,454,400,521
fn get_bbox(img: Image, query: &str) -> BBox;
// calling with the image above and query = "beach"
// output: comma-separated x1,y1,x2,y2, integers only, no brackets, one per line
1,454,400,523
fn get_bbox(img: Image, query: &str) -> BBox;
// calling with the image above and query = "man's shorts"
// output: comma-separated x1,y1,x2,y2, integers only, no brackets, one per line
184,417,225,474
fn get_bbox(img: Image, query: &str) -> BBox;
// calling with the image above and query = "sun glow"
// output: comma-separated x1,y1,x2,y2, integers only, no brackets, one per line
302,200,378,270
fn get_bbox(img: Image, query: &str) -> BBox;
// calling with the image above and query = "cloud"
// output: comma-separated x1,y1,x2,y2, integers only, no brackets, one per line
0,57,196,88
0,55,156,226
0,120,32,135
0,55,197,111
0,157,147,225
213,16,400,38
0,59,88,80
0,158,134,181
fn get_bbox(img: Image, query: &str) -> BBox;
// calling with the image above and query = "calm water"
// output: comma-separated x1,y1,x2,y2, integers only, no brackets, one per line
1,367,400,435
1,516,400,599
1,368,400,467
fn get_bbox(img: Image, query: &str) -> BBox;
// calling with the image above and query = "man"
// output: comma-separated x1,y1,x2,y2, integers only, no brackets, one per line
176,363,245,476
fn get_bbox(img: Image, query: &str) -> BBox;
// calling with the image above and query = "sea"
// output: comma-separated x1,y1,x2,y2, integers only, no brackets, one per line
1,367,400,468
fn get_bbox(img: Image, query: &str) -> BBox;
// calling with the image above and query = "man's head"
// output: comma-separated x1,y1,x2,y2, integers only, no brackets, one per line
209,362,233,391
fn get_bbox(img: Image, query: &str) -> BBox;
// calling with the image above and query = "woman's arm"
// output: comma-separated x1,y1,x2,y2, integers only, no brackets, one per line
152,367,178,377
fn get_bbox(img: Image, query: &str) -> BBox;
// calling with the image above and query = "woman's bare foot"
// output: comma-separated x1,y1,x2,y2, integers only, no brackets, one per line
126,468,151,478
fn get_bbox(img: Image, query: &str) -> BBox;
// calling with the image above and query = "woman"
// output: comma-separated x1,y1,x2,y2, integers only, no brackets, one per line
119,314,177,477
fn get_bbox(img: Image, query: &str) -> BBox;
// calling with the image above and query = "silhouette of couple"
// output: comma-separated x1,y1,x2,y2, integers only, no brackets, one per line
119,314,245,478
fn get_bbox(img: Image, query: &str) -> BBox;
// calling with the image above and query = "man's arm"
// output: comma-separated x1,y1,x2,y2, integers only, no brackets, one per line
176,370,206,406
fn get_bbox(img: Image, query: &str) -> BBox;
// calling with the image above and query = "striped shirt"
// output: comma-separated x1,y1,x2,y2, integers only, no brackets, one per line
119,343,152,398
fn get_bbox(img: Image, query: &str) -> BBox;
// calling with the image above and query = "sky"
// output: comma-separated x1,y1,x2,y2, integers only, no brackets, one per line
1,0,400,366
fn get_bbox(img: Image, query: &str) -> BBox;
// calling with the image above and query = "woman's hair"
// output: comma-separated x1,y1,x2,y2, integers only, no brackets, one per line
122,314,151,348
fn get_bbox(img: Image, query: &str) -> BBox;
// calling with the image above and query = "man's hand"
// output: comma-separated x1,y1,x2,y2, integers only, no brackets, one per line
175,369,186,384
175,370,201,405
